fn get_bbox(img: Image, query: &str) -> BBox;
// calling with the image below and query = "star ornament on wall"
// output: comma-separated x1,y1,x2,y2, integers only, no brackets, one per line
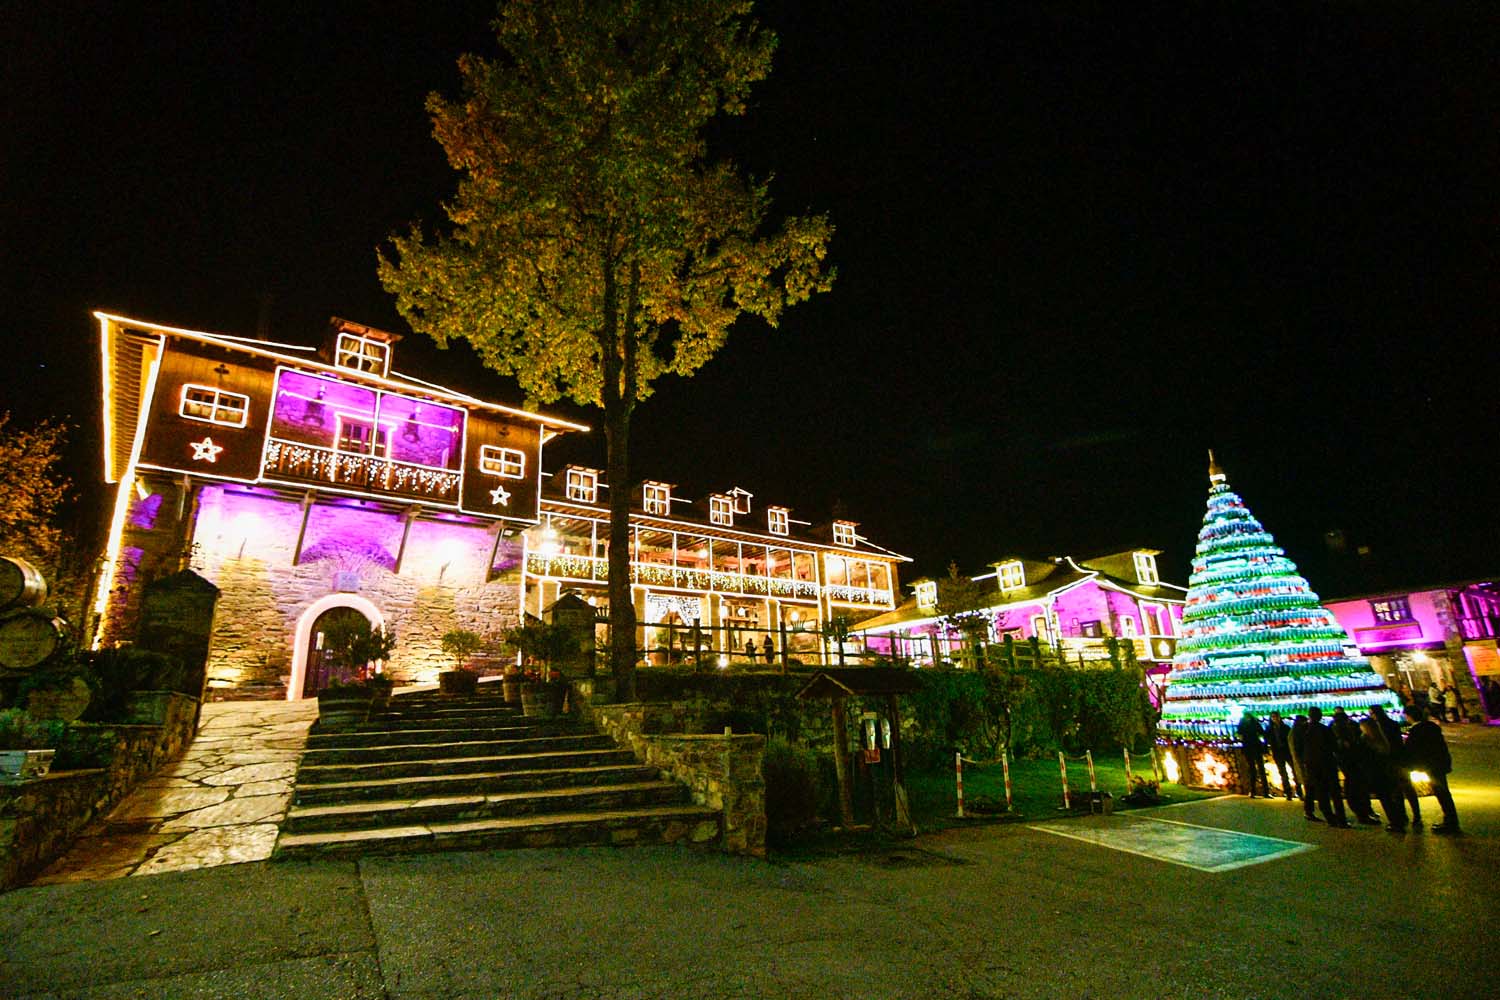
489,484,511,506
190,437,223,463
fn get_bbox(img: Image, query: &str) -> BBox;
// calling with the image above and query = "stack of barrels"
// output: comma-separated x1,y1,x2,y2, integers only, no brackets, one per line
0,557,66,673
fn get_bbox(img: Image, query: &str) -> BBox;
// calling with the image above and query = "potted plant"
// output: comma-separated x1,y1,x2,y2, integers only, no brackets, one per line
438,629,484,695
504,623,577,716
518,667,545,716
316,617,397,727
501,663,523,707
0,708,66,782
543,666,568,715
364,672,395,713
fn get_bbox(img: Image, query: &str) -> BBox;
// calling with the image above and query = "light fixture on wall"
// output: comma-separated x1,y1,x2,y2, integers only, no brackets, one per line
303,388,326,426
402,407,422,443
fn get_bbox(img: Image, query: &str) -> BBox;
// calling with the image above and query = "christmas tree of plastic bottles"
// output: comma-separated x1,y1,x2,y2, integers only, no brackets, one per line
1158,453,1403,744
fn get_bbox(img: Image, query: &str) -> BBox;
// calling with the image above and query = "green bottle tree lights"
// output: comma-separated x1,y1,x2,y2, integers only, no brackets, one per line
1159,453,1402,744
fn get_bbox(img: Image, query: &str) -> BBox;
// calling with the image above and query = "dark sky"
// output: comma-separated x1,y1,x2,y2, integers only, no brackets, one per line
4,1,1497,595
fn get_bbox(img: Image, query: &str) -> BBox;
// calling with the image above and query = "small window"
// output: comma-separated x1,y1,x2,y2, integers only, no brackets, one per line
709,496,733,526
480,446,526,479
1118,615,1138,638
179,385,249,428
565,468,598,503
998,560,1025,591
832,520,857,547
643,483,671,515
1370,596,1413,625
1143,605,1162,635
915,580,937,610
1031,614,1051,643
334,332,390,376
1079,620,1103,638
767,507,789,536
1134,551,1159,585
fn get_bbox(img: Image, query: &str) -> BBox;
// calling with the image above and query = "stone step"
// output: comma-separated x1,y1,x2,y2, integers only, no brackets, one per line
307,720,574,749
296,747,639,784
300,733,615,766
284,780,689,833
273,804,723,860
292,762,662,806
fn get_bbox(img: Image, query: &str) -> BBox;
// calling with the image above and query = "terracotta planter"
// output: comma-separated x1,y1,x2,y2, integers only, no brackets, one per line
0,748,55,782
317,689,372,729
438,670,479,696
501,675,522,706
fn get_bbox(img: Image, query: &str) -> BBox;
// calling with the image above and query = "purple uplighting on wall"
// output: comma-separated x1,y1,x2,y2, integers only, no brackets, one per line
269,369,464,470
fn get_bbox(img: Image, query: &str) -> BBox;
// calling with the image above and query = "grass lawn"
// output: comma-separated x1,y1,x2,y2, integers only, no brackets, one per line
903,752,1223,831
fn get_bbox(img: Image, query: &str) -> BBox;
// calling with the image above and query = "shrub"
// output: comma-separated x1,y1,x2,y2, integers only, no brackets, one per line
0,708,66,750
80,647,189,722
763,736,824,847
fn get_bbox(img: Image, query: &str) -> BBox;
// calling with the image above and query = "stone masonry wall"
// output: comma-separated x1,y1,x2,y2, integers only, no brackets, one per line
587,701,767,857
0,693,199,889
109,478,524,695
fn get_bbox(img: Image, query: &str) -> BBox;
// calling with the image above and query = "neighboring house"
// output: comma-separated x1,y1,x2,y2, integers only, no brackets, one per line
856,550,1186,671
93,312,907,698
1324,580,1500,722
522,472,907,662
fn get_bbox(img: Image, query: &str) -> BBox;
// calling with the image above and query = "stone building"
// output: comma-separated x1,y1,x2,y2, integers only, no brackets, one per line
93,312,906,698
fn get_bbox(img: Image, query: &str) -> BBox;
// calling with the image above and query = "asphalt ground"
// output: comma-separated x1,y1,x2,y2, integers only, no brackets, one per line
3,725,1496,1000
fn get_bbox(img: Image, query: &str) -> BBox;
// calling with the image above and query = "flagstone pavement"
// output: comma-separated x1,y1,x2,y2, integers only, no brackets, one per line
30,699,318,885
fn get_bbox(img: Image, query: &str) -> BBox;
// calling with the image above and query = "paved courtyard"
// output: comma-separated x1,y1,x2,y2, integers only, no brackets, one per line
3,725,1495,998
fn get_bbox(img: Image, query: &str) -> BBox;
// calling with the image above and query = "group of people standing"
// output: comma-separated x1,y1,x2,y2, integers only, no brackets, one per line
1236,705,1459,835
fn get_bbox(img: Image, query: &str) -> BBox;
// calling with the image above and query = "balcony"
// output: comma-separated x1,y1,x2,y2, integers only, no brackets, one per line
263,439,461,505
526,552,822,600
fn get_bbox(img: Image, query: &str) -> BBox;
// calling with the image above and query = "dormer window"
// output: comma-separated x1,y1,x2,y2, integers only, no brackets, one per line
565,468,598,503
767,506,789,536
998,560,1025,591
334,331,390,377
729,487,753,514
832,520,857,547
915,580,937,610
1133,551,1159,585
643,482,671,516
709,495,734,526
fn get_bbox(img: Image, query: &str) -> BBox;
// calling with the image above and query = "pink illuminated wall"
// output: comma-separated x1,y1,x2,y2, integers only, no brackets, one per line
1324,590,1445,652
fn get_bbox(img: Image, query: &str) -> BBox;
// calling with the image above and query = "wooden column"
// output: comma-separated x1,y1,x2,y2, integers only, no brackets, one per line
831,695,855,828
887,692,916,835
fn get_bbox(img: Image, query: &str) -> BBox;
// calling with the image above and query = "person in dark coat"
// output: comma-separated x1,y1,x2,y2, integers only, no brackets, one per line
1404,705,1460,834
1331,709,1381,824
1301,707,1351,827
1266,711,1299,800
1236,712,1269,797
745,638,758,663
762,636,775,665
1360,716,1404,831
1290,715,1313,818
1371,705,1421,830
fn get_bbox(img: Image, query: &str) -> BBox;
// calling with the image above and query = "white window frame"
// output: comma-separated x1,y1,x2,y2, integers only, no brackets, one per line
1031,613,1051,643
998,560,1025,591
709,495,734,526
1118,615,1139,638
179,384,250,428
915,580,937,610
1133,551,1159,585
643,483,671,515
767,507,789,536
334,332,390,376
565,468,598,503
832,521,857,547
480,445,526,479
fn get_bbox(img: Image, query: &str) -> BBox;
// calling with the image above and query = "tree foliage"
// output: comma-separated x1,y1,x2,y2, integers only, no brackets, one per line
0,412,71,572
379,1,834,700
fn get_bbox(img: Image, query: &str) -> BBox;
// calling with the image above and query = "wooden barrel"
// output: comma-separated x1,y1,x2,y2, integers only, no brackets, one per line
0,611,66,669
0,557,47,611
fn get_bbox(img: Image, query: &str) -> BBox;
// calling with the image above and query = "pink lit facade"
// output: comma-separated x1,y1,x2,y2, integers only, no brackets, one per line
855,551,1186,670
1324,581,1500,723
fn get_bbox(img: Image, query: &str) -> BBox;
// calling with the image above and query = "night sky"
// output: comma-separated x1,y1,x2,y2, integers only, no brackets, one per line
4,1,1497,595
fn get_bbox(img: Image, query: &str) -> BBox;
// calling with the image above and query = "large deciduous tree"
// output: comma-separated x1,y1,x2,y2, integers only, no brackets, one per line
379,0,833,701
0,413,70,574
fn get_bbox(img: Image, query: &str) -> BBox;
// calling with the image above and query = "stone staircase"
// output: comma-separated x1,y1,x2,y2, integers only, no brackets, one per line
273,686,721,860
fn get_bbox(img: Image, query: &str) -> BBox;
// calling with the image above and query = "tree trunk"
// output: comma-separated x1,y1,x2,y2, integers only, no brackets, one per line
605,403,636,702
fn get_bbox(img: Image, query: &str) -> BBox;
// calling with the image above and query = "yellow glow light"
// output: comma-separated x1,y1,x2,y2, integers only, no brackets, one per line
1163,751,1181,783
1195,752,1231,788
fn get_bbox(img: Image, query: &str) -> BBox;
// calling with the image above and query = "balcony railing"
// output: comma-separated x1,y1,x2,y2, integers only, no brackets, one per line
263,439,461,504
525,552,827,601
1459,615,1500,641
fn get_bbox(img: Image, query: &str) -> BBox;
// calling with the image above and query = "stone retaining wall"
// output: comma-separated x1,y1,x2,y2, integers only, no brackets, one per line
0,693,199,889
586,700,766,857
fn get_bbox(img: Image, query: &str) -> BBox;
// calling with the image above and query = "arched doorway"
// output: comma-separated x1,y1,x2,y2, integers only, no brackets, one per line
301,606,370,698
288,593,386,700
